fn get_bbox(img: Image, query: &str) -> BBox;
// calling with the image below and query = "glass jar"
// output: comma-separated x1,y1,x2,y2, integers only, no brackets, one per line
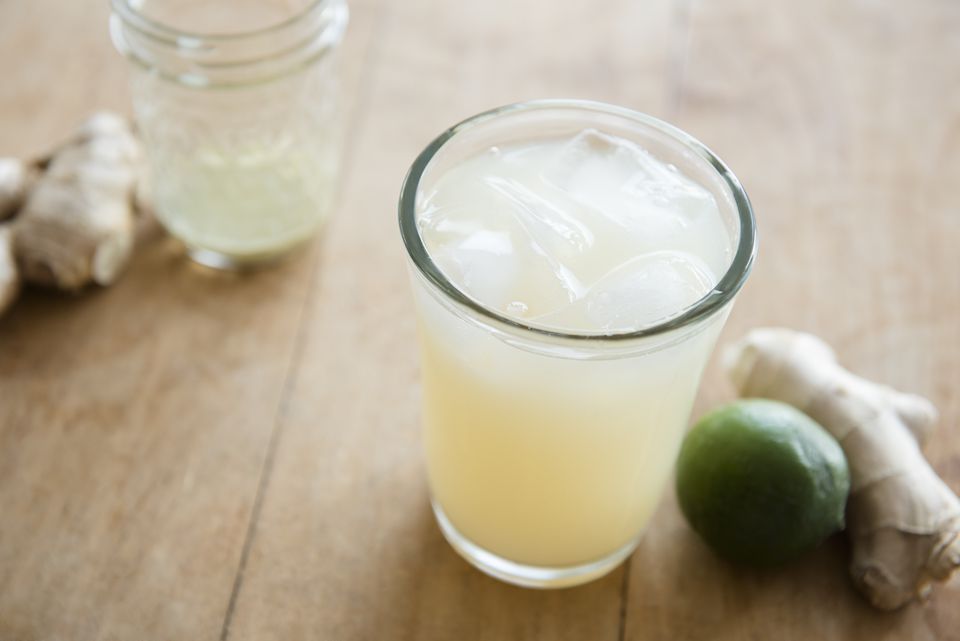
111,0,349,269
399,100,757,587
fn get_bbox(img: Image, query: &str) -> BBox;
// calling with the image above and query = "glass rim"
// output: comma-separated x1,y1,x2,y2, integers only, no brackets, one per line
110,0,329,42
398,99,758,343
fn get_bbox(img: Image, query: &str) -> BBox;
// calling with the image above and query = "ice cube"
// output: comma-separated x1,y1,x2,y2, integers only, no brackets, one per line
584,251,714,329
429,225,577,319
483,175,593,253
531,250,716,332
419,185,587,319
482,175,590,301
541,129,717,233
416,132,731,327
541,129,730,277
542,129,654,201
430,232,518,313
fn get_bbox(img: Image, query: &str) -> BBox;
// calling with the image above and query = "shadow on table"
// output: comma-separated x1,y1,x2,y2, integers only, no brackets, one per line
623,497,940,641
347,498,626,641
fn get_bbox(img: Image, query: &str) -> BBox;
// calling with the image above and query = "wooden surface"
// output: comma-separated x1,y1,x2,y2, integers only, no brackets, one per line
1,0,958,639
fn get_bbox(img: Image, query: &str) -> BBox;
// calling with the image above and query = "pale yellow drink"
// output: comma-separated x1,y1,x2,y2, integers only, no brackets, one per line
401,102,754,587
148,141,336,263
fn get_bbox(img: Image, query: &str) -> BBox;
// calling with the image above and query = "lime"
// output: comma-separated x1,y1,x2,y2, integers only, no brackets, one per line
675,399,850,566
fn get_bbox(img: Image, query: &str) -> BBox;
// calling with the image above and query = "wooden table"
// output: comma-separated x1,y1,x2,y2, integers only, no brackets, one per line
2,0,958,639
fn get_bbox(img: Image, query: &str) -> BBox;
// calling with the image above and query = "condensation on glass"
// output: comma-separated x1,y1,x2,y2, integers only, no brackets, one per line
111,0,349,269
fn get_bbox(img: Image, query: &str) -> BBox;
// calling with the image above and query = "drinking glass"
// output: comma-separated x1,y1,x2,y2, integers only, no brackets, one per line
399,100,757,587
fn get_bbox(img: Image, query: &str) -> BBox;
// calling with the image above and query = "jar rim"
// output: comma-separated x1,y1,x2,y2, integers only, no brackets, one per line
110,0,348,88
111,0,327,41
398,99,758,343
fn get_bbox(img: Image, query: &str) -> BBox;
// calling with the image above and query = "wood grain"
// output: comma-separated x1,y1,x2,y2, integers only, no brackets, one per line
0,0,957,639
220,0,675,639
0,1,379,639
624,1,960,640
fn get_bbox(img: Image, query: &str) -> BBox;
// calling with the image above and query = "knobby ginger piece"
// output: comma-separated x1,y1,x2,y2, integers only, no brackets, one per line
13,112,143,290
0,225,18,313
725,328,960,610
0,157,32,221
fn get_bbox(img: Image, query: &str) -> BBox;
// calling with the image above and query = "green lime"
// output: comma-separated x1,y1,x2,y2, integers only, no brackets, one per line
675,399,850,566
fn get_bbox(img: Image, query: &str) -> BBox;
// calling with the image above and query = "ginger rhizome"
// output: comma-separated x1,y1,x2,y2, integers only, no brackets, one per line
14,112,143,290
0,157,32,221
0,226,17,314
0,157,29,312
0,112,143,315
726,328,960,610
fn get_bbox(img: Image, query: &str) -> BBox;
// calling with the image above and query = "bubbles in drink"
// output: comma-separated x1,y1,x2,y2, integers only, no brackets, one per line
417,129,733,332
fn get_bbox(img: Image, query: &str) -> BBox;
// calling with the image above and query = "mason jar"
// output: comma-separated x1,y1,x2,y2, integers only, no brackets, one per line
111,0,349,269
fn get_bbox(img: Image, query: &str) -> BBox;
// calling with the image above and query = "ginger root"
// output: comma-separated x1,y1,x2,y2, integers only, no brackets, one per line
0,225,18,314
0,157,32,221
725,328,960,610
13,112,143,290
